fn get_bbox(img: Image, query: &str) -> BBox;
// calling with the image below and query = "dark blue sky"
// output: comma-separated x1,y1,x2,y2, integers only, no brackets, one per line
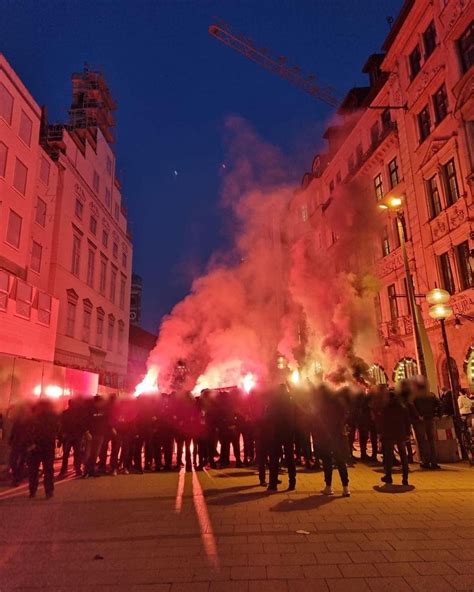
1,0,402,332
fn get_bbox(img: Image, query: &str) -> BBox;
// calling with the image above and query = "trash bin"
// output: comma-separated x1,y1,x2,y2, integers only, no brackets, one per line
434,416,460,463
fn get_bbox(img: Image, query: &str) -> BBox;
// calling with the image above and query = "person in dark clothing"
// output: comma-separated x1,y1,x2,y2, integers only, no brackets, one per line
154,393,174,471
9,403,32,487
412,378,441,469
133,396,154,472
26,399,59,499
380,389,411,485
251,388,271,486
98,394,118,474
358,391,378,462
216,390,242,468
83,395,108,478
59,399,85,477
174,390,195,471
267,384,296,492
110,399,135,474
314,385,351,497
194,392,210,470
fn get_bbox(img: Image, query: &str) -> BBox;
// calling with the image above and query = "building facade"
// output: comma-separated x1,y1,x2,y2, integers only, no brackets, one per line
41,68,133,392
0,55,60,363
289,0,473,389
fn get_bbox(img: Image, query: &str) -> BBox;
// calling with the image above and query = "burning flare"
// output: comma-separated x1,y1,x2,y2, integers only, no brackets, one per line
134,369,159,397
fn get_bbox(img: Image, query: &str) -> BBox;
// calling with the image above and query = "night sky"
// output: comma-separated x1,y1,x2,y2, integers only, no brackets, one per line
0,0,402,332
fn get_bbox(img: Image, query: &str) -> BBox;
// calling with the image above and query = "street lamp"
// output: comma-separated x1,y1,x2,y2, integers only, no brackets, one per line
378,195,438,391
426,289,459,417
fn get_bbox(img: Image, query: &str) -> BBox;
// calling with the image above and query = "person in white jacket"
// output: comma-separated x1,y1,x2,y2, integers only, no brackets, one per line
458,389,473,418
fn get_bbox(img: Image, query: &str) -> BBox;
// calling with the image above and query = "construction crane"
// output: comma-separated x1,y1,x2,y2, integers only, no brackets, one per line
208,20,340,109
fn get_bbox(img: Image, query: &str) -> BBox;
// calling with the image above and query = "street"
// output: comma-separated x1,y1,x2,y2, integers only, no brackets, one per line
1,463,473,592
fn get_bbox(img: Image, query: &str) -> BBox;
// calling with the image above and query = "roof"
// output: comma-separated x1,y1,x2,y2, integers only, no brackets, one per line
382,0,416,52
129,325,157,350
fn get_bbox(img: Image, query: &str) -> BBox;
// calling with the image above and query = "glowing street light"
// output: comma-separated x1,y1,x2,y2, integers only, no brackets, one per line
426,288,451,306
378,194,437,391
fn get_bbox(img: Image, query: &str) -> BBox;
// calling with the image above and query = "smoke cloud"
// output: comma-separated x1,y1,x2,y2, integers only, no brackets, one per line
139,116,382,393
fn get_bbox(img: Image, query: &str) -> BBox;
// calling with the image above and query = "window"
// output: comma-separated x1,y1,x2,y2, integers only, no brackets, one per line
381,226,390,257
455,241,473,291
0,83,13,124
388,157,400,188
96,309,104,348
86,248,95,287
105,187,111,208
15,280,32,319
71,235,81,276
106,156,112,175
6,210,22,248
423,21,437,58
443,159,460,206
82,302,92,343
19,111,32,146
90,216,97,235
39,156,50,184
110,266,117,303
393,218,401,249
118,321,124,354
458,21,474,73
99,257,107,295
382,108,391,130
122,251,127,268
75,199,83,220
114,202,119,221
119,275,126,309
0,142,7,177
35,197,47,227
37,292,51,325
66,301,76,337
93,170,100,193
13,158,28,195
112,242,118,259
409,44,422,79
0,270,9,311
370,121,380,146
374,294,382,326
418,105,431,142
374,173,384,202
438,252,456,294
433,84,448,123
355,143,363,165
107,315,115,351
388,284,399,320
102,230,109,248
426,175,442,219
30,241,42,273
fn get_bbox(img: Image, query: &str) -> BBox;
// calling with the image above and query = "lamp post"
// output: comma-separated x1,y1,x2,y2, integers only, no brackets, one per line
378,196,437,391
426,289,460,418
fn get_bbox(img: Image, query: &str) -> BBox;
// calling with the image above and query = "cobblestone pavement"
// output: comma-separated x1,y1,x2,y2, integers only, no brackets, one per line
0,462,473,592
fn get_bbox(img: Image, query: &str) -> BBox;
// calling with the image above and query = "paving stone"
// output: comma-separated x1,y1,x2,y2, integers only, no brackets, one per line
410,562,456,575
404,575,456,591
443,574,474,590
338,563,379,578
366,577,413,592
230,566,267,580
326,578,371,592
287,580,329,592
248,580,289,592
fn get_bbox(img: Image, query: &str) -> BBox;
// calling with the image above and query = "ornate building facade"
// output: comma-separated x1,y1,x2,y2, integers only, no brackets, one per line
289,0,473,389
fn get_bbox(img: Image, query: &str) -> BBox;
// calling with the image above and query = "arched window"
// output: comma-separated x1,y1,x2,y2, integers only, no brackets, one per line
368,363,388,385
393,357,418,382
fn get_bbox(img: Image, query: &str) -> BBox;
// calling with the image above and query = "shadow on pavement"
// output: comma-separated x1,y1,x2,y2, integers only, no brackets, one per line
215,471,257,478
206,490,270,506
373,484,415,494
270,494,337,512
204,484,259,497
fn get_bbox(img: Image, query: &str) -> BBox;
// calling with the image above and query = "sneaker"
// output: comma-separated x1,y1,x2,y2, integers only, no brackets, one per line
45,492,53,499
112,469,118,476
381,475,393,484
123,468,130,475
321,485,334,496
342,486,351,497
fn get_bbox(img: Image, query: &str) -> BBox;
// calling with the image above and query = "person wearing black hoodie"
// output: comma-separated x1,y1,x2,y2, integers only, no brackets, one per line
380,389,411,485
267,384,296,492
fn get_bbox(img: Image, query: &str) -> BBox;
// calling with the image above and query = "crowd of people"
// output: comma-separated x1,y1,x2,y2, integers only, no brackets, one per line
5,376,472,499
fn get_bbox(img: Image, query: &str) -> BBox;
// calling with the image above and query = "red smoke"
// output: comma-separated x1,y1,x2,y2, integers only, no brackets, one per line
136,117,382,394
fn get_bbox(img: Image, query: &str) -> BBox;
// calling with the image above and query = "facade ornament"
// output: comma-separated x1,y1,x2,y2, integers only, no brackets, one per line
412,65,444,104
446,0,468,31
449,203,467,230
74,182,86,203
431,214,449,240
